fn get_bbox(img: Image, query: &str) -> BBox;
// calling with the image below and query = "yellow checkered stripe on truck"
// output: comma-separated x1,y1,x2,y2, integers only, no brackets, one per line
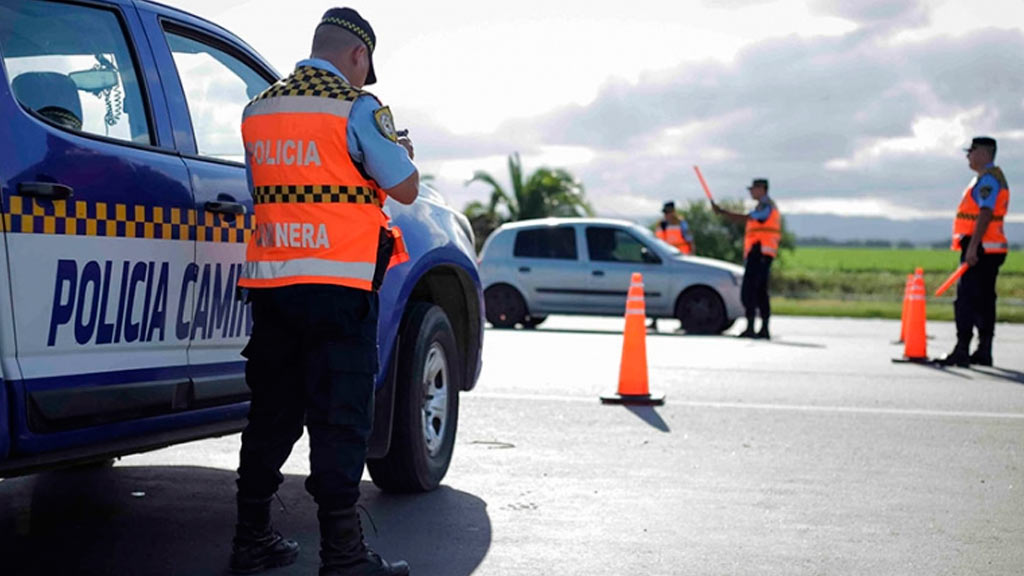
2,196,253,244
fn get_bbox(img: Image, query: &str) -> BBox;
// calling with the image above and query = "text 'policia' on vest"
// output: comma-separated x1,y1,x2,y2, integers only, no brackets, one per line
744,201,782,258
952,166,1010,254
238,66,408,292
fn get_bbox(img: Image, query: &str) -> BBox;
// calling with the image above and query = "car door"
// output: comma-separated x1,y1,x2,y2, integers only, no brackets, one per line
509,225,589,314
140,8,274,405
583,226,668,315
0,0,196,446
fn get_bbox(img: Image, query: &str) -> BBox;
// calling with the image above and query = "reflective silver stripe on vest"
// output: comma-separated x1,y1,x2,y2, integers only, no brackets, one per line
243,259,375,282
983,242,1009,251
243,96,354,120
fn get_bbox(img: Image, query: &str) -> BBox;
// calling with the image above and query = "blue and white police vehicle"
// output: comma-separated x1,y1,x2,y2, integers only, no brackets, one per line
0,0,483,492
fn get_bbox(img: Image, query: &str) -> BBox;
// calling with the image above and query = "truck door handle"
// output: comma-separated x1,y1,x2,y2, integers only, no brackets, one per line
592,270,605,277
205,201,247,215
18,182,74,200
518,266,531,273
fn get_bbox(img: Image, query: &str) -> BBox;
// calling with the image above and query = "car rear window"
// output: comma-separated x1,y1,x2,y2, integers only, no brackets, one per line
513,227,577,260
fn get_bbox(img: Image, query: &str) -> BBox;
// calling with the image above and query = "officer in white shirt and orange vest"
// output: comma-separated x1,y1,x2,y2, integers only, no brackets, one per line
713,179,781,340
936,136,1010,367
649,201,695,331
230,8,415,576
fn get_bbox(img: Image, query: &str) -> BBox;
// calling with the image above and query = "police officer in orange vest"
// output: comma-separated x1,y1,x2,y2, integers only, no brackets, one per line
649,201,695,331
230,8,417,576
655,201,694,255
936,136,1010,367
713,179,781,340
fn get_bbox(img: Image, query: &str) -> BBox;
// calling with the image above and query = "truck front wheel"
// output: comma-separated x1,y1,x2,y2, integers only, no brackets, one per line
367,303,461,492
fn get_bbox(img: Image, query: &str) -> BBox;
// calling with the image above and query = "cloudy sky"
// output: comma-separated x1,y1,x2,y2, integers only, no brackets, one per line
169,0,1024,232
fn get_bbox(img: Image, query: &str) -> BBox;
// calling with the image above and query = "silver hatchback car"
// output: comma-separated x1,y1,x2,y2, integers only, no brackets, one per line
479,218,745,333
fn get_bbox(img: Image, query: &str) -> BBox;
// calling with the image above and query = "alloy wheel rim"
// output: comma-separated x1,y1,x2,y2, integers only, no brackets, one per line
421,342,449,457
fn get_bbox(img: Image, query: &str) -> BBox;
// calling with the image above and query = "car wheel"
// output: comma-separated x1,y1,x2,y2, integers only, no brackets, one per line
367,303,461,493
675,287,727,334
522,315,547,329
484,284,527,328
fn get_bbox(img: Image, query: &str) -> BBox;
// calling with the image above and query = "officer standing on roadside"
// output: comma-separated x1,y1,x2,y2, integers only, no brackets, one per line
229,8,417,576
936,136,1010,367
713,179,781,340
655,201,695,256
649,200,695,331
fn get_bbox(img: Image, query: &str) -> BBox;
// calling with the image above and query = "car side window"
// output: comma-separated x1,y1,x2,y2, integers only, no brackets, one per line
164,30,270,163
513,228,577,260
0,0,151,144
587,227,659,263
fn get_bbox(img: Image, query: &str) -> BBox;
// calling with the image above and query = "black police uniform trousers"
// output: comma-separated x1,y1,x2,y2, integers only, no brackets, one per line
236,284,378,511
741,243,774,324
955,238,1006,347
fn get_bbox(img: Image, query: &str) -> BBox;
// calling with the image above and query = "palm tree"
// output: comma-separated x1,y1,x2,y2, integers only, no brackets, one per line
466,152,593,223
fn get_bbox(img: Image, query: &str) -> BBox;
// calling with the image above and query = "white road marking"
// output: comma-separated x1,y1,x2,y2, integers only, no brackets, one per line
470,392,1024,420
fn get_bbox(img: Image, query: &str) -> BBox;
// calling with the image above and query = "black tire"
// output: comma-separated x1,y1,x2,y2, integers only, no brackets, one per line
484,284,527,328
367,303,461,493
675,287,727,334
521,315,547,329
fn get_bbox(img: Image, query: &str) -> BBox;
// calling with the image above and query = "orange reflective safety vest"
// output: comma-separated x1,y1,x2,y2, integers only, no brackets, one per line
951,166,1010,254
744,200,782,258
656,220,693,254
238,66,408,292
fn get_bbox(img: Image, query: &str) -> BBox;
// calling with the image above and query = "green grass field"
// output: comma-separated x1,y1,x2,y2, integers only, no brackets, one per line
773,247,1023,322
780,247,1024,274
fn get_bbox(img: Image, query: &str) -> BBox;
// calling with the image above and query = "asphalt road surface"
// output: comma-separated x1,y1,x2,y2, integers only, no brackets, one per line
2,315,1022,575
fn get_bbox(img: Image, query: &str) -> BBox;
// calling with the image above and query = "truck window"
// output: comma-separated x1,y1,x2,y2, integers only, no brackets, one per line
0,0,151,144
164,31,270,163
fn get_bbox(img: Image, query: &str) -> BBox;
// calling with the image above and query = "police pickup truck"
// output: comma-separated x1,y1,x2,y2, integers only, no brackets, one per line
0,0,483,493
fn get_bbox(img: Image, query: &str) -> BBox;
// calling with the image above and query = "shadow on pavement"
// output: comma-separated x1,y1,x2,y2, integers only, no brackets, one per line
969,365,1024,386
897,360,975,380
532,327,623,336
0,464,490,576
760,338,826,349
625,405,671,432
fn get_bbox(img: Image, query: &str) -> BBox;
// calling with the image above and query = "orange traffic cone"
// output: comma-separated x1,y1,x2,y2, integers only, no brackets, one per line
601,273,665,405
897,273,912,344
894,269,928,363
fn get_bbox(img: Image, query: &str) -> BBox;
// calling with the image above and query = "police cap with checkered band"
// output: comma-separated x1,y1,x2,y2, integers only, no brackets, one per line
318,8,377,85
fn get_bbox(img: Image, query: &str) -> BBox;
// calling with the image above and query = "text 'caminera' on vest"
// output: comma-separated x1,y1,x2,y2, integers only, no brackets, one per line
254,222,331,249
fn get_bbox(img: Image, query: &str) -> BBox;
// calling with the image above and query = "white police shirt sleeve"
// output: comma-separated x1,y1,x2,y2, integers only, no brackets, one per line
347,95,416,190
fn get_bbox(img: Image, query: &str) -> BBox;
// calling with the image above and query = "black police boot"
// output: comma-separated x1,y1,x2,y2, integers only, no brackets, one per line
970,338,993,367
755,324,770,340
229,496,300,574
319,508,409,576
935,342,971,368
738,317,756,338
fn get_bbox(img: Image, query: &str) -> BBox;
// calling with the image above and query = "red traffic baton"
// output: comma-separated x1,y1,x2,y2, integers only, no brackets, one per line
693,165,715,202
934,263,968,297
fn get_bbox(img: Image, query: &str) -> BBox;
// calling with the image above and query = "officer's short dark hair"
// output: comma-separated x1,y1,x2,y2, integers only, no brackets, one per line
966,136,997,159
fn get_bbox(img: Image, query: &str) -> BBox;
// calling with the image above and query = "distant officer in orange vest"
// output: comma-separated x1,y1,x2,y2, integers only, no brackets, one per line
713,179,781,340
936,136,1010,367
230,8,416,576
648,201,695,331
655,201,694,255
